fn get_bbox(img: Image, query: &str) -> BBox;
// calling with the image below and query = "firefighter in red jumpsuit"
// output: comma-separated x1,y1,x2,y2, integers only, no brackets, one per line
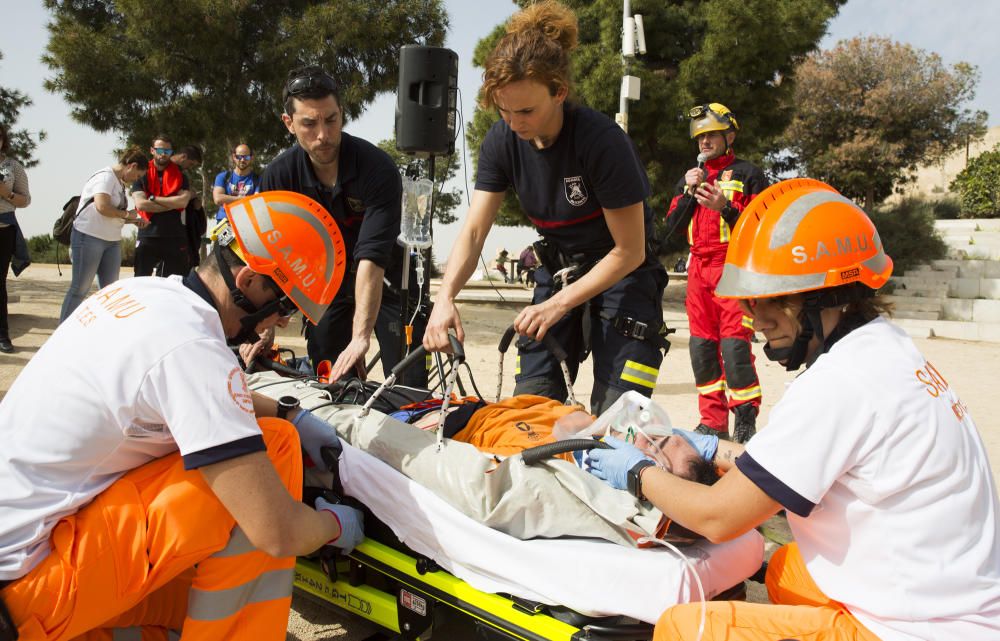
665,103,768,443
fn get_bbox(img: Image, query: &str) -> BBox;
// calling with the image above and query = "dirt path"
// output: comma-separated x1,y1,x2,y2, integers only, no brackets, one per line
3,265,998,639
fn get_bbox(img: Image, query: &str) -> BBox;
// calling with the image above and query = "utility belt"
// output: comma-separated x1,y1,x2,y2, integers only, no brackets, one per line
0,579,17,641
531,240,672,356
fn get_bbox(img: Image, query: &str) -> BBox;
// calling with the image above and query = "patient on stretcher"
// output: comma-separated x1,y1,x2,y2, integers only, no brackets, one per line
392,394,718,486
250,373,713,546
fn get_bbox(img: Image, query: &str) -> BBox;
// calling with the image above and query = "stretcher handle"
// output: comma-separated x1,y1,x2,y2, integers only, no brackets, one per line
249,355,310,379
520,438,611,466
498,325,517,354
500,324,568,362
391,333,466,378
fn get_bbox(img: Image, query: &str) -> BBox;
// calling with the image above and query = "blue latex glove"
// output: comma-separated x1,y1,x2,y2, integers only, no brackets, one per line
292,409,342,469
671,428,719,462
586,436,653,491
315,497,365,553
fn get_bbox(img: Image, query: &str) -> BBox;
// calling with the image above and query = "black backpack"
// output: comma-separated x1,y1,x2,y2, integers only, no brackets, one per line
53,195,93,246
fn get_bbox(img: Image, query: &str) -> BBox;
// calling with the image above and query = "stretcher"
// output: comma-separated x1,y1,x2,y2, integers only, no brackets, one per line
248,350,765,640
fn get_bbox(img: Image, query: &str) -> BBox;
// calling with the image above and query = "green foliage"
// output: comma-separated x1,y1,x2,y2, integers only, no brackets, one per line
869,197,948,274
27,232,137,267
949,146,1000,218
376,138,463,224
466,0,843,240
0,51,47,167
783,36,988,211
931,196,962,220
41,0,449,173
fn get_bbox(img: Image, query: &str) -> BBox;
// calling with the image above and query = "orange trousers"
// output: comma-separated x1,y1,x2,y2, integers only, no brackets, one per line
655,543,880,641
1,418,302,641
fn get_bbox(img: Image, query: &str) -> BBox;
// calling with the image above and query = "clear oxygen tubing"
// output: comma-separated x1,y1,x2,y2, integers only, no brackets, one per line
638,535,707,641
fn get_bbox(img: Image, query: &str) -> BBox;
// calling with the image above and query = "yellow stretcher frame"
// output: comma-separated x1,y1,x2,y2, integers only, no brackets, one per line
293,537,637,641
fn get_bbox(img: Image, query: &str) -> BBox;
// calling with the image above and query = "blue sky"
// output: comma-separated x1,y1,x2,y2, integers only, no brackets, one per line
5,0,999,257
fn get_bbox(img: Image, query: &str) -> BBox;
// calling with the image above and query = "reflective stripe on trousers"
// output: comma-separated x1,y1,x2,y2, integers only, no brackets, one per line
1,418,302,641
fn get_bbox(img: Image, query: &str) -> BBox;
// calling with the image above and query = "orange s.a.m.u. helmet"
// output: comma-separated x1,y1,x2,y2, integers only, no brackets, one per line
715,178,892,301
216,191,347,323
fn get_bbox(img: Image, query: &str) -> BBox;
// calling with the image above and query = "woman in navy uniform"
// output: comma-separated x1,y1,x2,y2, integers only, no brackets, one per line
424,0,668,414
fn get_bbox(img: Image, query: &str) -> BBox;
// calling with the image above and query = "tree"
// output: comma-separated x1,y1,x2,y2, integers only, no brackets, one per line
950,146,1000,218
0,51,47,167
467,0,844,235
377,138,463,225
783,36,988,211
41,0,448,175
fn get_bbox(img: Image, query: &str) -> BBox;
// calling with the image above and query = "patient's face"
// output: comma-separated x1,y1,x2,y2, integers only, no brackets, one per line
632,433,700,482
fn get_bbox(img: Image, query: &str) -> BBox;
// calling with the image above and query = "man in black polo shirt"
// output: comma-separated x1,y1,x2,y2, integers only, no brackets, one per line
262,66,426,386
132,134,193,277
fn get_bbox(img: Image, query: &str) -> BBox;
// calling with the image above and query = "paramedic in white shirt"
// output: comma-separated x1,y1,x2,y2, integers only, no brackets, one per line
0,191,362,640
588,178,1000,641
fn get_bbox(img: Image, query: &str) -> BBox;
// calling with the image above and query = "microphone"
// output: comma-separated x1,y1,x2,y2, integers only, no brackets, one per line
689,153,708,195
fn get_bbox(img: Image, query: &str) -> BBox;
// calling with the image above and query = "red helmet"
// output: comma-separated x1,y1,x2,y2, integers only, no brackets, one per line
716,178,892,300
217,191,347,323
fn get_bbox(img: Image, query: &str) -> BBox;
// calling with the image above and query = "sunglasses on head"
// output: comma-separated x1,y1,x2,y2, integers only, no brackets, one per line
153,147,172,155
284,72,338,101
234,154,253,161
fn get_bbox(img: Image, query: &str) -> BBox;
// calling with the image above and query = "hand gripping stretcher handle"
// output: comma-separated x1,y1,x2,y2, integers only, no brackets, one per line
392,333,465,378
498,325,568,362
520,438,611,466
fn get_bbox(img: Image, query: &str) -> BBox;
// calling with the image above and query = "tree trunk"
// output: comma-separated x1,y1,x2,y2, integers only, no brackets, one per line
865,186,875,212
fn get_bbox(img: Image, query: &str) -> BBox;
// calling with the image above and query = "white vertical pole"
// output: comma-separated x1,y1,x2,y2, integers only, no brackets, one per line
618,0,631,132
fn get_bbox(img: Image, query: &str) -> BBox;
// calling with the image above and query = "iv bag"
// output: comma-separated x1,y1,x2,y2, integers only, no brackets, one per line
400,176,433,249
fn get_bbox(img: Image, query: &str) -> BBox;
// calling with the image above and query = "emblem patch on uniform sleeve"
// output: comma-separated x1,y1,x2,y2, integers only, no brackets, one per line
564,176,589,207
347,197,365,213
227,367,255,414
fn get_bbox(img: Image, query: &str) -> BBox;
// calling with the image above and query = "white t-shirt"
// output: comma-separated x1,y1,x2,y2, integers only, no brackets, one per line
739,317,1000,641
0,275,264,581
73,167,128,242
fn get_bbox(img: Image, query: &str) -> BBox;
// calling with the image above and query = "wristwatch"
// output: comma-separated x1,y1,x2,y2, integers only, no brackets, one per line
627,460,656,501
276,395,300,421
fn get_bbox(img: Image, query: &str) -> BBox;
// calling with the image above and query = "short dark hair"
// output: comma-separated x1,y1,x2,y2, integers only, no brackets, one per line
200,243,245,278
233,142,254,156
177,145,202,163
0,124,10,155
689,456,721,487
118,145,148,167
283,65,343,118
151,133,172,147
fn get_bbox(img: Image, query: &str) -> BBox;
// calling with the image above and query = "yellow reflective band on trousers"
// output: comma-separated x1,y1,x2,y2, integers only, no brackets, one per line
515,355,521,375
185,567,294,621
729,384,762,402
621,360,659,389
1,418,302,641
741,315,754,330
697,379,726,395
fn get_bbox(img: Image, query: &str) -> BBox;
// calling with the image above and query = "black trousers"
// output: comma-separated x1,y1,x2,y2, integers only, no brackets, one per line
134,236,190,278
306,280,428,387
0,226,15,338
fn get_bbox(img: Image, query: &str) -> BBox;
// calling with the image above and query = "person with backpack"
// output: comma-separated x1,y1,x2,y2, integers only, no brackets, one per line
212,142,261,223
58,147,149,322
0,125,33,354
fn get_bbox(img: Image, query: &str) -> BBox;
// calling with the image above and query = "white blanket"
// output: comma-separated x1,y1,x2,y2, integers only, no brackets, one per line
340,440,764,624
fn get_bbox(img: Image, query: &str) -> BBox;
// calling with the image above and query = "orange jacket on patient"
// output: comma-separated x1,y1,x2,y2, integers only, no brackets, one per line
449,395,584,463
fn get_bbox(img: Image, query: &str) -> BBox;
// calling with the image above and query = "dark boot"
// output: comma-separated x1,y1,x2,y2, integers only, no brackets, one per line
694,423,730,441
0,336,12,354
733,404,758,444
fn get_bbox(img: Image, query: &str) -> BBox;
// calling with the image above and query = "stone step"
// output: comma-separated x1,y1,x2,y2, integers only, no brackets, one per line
949,278,1000,300
907,263,959,277
936,219,1000,233
941,299,1000,323
893,274,955,288
893,310,941,321
931,259,1000,279
886,296,944,313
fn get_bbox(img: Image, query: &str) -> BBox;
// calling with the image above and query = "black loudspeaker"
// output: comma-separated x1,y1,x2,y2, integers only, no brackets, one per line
395,45,459,157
